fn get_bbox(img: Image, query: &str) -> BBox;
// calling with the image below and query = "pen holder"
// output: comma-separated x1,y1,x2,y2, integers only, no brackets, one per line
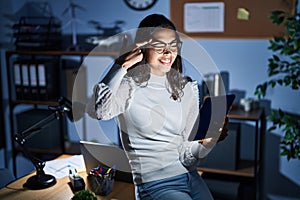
88,165,116,196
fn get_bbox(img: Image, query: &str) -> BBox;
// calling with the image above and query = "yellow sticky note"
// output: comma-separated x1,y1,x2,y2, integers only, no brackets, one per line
237,8,250,20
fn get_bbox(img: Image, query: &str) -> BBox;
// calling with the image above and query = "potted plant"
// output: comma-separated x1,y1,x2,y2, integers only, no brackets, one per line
254,10,300,160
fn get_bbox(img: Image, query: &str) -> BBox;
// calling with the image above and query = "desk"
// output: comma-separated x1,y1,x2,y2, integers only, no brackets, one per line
0,155,135,200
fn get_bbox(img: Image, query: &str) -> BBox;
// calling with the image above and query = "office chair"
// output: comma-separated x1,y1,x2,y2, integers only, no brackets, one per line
0,168,16,189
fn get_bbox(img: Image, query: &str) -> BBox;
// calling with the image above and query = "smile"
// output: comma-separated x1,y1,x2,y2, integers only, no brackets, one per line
160,58,171,65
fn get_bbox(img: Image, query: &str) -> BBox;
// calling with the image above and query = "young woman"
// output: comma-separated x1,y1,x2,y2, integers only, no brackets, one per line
92,14,227,199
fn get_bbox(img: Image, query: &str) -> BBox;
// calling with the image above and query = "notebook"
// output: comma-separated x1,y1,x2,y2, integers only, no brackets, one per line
79,141,133,183
193,94,236,141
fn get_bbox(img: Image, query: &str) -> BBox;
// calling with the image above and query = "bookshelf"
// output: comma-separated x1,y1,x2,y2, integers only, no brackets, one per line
5,50,118,176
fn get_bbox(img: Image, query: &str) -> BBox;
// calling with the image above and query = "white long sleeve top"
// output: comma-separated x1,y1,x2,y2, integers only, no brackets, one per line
93,64,212,185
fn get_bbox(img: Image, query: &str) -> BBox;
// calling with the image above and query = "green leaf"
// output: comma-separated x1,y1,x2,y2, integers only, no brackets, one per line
273,54,280,61
284,76,291,85
278,109,284,117
268,126,277,132
269,80,277,87
256,10,300,161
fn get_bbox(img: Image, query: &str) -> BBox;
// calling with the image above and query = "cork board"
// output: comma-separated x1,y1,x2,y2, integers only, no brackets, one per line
170,0,296,39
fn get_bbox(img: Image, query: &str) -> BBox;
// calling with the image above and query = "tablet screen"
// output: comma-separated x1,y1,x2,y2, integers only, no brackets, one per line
193,94,235,141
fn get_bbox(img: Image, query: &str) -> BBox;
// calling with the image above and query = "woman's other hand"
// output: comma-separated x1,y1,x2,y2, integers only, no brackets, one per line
116,34,150,70
198,116,229,144
217,116,229,142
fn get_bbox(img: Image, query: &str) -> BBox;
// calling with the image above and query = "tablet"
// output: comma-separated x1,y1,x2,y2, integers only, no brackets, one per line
193,94,236,141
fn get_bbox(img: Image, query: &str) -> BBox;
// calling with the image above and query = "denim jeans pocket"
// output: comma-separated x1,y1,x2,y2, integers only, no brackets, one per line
136,173,190,200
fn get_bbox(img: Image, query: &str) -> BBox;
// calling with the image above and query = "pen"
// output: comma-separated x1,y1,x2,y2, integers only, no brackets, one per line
94,169,102,178
74,168,79,177
106,167,112,174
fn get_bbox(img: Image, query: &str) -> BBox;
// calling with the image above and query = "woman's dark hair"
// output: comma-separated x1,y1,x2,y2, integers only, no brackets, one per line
126,14,189,101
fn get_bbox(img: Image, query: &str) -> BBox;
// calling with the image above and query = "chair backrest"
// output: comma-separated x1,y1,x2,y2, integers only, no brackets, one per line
0,168,16,189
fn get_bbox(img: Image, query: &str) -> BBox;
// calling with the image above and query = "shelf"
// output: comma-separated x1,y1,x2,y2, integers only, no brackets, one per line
12,100,60,106
6,50,118,57
15,146,63,155
198,160,257,178
228,108,263,121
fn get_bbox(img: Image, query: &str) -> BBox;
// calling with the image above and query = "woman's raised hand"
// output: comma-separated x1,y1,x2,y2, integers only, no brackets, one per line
116,34,151,70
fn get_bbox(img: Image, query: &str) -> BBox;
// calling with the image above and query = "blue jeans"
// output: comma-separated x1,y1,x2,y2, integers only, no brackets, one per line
135,170,213,200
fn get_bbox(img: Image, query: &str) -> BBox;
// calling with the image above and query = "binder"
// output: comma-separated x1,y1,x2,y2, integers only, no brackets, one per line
13,61,22,99
37,63,47,100
21,62,31,100
29,63,38,100
13,59,59,101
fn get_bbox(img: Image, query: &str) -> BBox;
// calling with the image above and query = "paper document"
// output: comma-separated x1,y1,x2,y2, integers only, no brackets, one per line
184,2,225,32
44,155,86,179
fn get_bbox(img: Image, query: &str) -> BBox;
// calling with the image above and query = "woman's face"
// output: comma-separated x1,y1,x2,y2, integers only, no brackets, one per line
146,28,180,76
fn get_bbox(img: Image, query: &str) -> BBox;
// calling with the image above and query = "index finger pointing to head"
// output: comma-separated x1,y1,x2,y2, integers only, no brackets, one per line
120,34,129,54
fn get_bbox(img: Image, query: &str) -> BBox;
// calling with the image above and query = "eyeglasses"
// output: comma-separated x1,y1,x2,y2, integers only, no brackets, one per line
148,39,182,54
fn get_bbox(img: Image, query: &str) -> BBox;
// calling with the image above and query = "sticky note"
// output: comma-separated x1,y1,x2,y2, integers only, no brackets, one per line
237,8,250,20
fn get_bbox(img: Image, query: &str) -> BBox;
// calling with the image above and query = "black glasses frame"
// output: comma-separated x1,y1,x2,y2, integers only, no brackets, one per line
149,39,182,54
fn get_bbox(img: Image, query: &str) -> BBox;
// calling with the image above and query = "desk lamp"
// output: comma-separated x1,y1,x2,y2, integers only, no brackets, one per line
14,97,73,190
